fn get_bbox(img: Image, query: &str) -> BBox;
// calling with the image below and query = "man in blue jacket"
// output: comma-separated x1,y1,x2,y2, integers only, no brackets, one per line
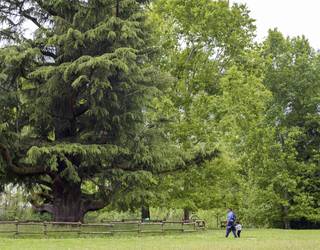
225,208,237,238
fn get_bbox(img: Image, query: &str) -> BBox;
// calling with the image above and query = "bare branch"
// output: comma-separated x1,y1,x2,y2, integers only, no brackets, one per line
33,0,57,17
20,11,42,29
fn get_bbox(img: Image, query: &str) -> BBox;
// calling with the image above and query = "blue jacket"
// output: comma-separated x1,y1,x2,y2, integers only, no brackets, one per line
227,211,236,223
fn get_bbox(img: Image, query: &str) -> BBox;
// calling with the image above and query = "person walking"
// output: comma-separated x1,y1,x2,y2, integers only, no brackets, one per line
225,208,237,238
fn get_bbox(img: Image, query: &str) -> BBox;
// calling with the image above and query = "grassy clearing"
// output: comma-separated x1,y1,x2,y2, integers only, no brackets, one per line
0,229,319,250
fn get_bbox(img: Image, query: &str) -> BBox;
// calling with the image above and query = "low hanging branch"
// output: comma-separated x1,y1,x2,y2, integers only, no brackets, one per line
82,197,109,213
109,149,220,174
157,149,220,175
0,143,48,176
80,181,123,214
31,202,54,214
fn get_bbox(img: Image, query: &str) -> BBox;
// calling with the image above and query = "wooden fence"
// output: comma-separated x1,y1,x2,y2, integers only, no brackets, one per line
0,220,206,237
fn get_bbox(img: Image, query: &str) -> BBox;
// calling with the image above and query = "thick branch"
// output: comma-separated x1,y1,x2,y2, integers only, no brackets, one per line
40,49,57,59
74,103,90,117
188,149,219,165
20,10,42,29
32,202,54,214
81,182,122,213
116,0,120,17
0,143,48,176
81,194,110,213
84,199,108,213
33,0,57,16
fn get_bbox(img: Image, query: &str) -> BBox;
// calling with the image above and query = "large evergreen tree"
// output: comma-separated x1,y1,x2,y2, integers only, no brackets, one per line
0,0,216,222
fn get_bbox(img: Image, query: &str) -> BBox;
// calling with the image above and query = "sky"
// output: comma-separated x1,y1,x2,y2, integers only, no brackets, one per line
231,0,320,48
13,0,320,49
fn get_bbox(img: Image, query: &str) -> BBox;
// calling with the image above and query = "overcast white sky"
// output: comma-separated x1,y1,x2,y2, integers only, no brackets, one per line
22,1,320,49
231,0,320,48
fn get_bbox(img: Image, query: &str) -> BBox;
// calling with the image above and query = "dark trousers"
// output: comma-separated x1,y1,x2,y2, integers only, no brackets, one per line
225,221,237,238
237,230,241,238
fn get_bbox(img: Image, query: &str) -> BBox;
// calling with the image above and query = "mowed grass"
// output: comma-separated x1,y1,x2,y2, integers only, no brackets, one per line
0,229,319,250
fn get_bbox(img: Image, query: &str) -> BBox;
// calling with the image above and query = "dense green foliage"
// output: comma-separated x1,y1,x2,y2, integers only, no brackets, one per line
148,0,256,216
239,31,320,228
0,0,216,222
0,0,319,228
148,1,320,228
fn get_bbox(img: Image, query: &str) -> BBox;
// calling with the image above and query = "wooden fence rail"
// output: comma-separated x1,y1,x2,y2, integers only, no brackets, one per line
0,220,205,237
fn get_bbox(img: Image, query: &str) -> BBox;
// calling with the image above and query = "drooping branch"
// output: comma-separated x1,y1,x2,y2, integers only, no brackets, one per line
33,191,53,201
109,149,220,174
0,143,48,176
34,178,53,188
188,149,220,166
157,149,220,175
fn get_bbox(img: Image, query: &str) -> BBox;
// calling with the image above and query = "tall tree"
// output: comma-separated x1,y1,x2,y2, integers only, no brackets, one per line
236,30,320,228
0,0,216,222
254,30,320,228
147,0,256,214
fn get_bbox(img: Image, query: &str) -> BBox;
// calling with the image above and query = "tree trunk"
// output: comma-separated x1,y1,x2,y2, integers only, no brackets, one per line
141,206,150,221
32,176,110,222
183,208,190,222
52,177,83,222
283,205,291,229
283,191,291,229
283,218,291,229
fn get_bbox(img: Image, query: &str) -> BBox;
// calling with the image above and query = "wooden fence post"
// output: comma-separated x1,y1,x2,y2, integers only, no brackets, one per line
15,221,19,237
138,222,141,234
216,214,219,229
78,222,81,237
43,221,47,237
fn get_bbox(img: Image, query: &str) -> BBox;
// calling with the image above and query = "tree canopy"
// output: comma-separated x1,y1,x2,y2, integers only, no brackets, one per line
0,0,319,228
0,0,217,222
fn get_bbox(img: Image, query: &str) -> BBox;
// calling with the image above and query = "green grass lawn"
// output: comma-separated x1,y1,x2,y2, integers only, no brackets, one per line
0,229,319,250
